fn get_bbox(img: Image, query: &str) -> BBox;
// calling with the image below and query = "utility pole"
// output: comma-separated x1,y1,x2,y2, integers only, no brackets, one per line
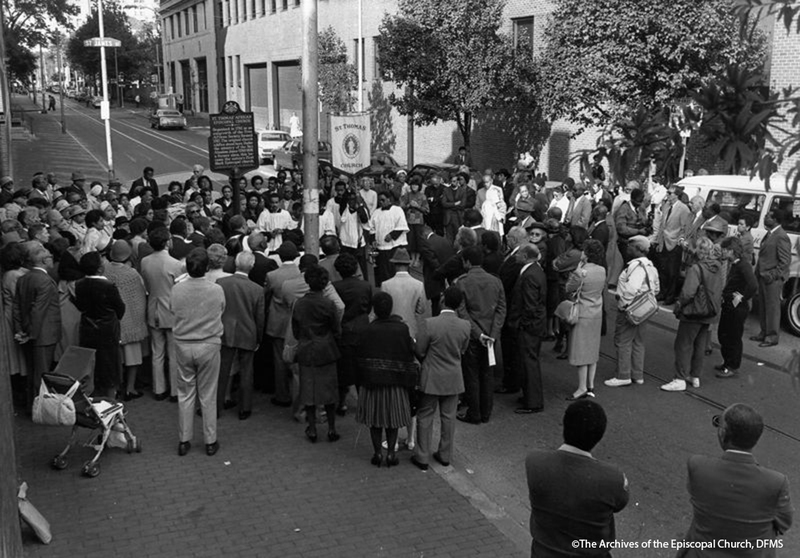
301,0,319,257
39,44,46,112
98,0,115,180
407,86,414,168
56,35,66,133
0,5,15,177
357,0,363,112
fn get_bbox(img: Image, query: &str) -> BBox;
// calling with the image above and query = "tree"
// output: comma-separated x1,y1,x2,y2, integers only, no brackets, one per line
66,4,154,85
541,0,765,132
376,0,539,157
4,29,36,83
2,0,77,48
318,27,357,114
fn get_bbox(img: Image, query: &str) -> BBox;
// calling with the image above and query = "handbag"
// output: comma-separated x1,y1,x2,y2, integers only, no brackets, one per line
554,268,585,325
32,379,79,426
680,267,717,320
625,262,659,325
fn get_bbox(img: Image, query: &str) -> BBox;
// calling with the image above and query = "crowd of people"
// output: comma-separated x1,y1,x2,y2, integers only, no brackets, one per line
0,154,794,553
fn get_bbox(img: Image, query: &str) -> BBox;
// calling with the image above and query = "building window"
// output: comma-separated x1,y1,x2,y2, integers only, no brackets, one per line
260,0,266,16
372,36,381,80
176,13,182,37
295,0,300,6
282,0,288,10
192,6,198,32
513,17,534,57
236,55,241,87
232,0,238,23
184,10,190,34
227,56,233,88
169,16,175,39
353,39,365,80
270,0,276,13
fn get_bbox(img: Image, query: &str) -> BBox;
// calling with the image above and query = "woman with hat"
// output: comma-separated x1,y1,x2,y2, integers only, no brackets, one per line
104,240,148,400
74,251,126,398
63,204,87,244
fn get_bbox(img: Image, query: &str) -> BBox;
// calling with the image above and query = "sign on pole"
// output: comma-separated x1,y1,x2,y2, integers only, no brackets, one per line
83,37,122,48
208,101,259,216
330,112,370,172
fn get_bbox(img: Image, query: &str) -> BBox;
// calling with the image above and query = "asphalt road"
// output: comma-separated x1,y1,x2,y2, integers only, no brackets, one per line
51,101,800,555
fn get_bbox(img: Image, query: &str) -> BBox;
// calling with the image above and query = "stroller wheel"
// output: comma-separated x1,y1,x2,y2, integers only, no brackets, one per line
82,462,100,478
52,456,68,470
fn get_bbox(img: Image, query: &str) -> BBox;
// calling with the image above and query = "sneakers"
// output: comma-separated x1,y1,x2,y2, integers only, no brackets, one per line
660,379,686,392
604,378,632,388
689,377,700,388
633,379,644,385
716,368,738,379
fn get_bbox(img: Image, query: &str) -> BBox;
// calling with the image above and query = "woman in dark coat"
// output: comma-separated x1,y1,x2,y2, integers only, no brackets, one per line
331,253,373,416
292,264,341,442
356,292,417,468
74,251,125,398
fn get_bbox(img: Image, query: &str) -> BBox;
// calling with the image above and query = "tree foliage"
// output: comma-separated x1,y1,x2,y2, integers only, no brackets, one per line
66,4,156,83
376,0,539,154
541,0,766,131
318,26,357,114
4,28,36,83
2,0,77,47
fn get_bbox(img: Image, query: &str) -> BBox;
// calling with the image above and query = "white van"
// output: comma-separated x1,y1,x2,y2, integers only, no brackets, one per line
677,175,800,336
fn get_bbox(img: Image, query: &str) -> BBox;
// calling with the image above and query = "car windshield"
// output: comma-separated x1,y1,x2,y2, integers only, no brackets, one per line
261,133,287,141
159,110,182,116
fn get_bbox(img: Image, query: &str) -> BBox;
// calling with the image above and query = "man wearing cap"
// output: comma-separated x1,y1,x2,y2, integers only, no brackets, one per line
265,241,302,407
379,247,427,341
605,236,660,388
677,404,792,555
59,171,87,199
367,191,409,287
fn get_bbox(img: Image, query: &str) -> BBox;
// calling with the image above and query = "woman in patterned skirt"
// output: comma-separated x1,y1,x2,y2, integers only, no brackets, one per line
356,292,417,468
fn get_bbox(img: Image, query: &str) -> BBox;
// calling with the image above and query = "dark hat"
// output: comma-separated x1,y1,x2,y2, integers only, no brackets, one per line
115,216,130,228
702,215,728,234
524,220,548,233
71,171,86,181
277,240,299,260
109,240,132,262
64,204,87,219
389,247,412,264
0,176,13,188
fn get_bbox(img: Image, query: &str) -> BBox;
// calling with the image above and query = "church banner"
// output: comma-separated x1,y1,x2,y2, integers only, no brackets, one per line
330,113,370,173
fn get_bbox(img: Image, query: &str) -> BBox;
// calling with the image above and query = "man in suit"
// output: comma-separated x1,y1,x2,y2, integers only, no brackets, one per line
379,248,427,341
264,241,301,407
188,216,211,248
462,209,486,244
655,185,692,305
507,244,547,413
246,232,278,287
677,404,792,556
750,209,792,347
216,252,266,421
418,225,454,316
140,227,183,401
526,400,629,556
569,184,593,229
412,286,471,471
13,247,61,406
130,166,159,197
441,176,467,244
168,218,194,261
496,227,529,395
452,146,472,167
454,246,506,425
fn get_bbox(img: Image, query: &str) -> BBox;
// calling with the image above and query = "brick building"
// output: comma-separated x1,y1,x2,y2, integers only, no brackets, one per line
158,0,800,180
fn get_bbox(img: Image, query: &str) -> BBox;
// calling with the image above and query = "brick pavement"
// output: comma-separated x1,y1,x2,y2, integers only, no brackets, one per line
15,391,524,558
10,95,109,185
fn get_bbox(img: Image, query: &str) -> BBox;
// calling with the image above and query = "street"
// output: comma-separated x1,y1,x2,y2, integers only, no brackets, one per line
10,99,800,557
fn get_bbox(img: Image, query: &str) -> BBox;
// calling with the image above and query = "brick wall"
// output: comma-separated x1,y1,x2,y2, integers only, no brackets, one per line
768,18,800,177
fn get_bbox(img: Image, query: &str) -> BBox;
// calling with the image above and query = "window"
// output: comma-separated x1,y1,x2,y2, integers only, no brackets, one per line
232,0,238,23
176,13,182,37
260,0,266,16
184,10,190,34
227,56,233,87
769,196,800,234
282,0,288,10
295,0,300,6
169,16,175,39
271,0,276,13
235,55,241,87
192,6,198,32
707,190,765,229
353,39,365,80
513,16,534,57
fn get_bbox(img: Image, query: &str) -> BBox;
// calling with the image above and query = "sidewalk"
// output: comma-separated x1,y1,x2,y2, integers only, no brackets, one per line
16,392,524,558
10,95,109,185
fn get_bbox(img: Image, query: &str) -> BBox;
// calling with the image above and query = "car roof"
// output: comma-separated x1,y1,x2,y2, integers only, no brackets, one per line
677,174,790,194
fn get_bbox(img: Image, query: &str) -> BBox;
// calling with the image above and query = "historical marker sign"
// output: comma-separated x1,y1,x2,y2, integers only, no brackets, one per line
208,101,259,173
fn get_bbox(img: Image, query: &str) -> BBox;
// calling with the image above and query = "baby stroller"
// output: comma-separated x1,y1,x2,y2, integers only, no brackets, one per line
38,347,141,478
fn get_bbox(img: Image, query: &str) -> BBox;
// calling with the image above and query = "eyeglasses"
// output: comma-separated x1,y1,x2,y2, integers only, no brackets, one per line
712,415,721,428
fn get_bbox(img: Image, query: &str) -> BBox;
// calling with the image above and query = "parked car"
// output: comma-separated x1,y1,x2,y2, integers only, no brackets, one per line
272,139,332,171
91,96,103,108
149,109,187,130
353,152,405,182
258,130,291,163
678,174,800,336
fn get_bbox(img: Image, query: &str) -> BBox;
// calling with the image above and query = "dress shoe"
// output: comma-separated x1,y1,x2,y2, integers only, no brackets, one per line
178,441,191,456
305,427,318,443
759,341,778,348
205,441,219,456
456,414,481,425
715,368,738,379
410,456,429,471
514,407,543,414
154,392,168,401
271,397,292,408
433,452,450,467
327,430,340,442
749,334,765,342
386,453,400,468
238,410,251,421
169,395,178,403
223,400,237,410
370,454,382,467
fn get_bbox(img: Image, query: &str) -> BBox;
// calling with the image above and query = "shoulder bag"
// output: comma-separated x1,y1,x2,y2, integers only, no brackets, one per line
555,267,585,326
625,262,659,325
32,379,79,426
680,266,717,320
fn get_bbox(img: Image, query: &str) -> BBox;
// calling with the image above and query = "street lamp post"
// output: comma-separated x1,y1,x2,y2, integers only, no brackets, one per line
97,0,115,180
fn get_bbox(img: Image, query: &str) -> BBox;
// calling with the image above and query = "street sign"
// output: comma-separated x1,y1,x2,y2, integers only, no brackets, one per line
208,101,259,173
83,37,122,48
